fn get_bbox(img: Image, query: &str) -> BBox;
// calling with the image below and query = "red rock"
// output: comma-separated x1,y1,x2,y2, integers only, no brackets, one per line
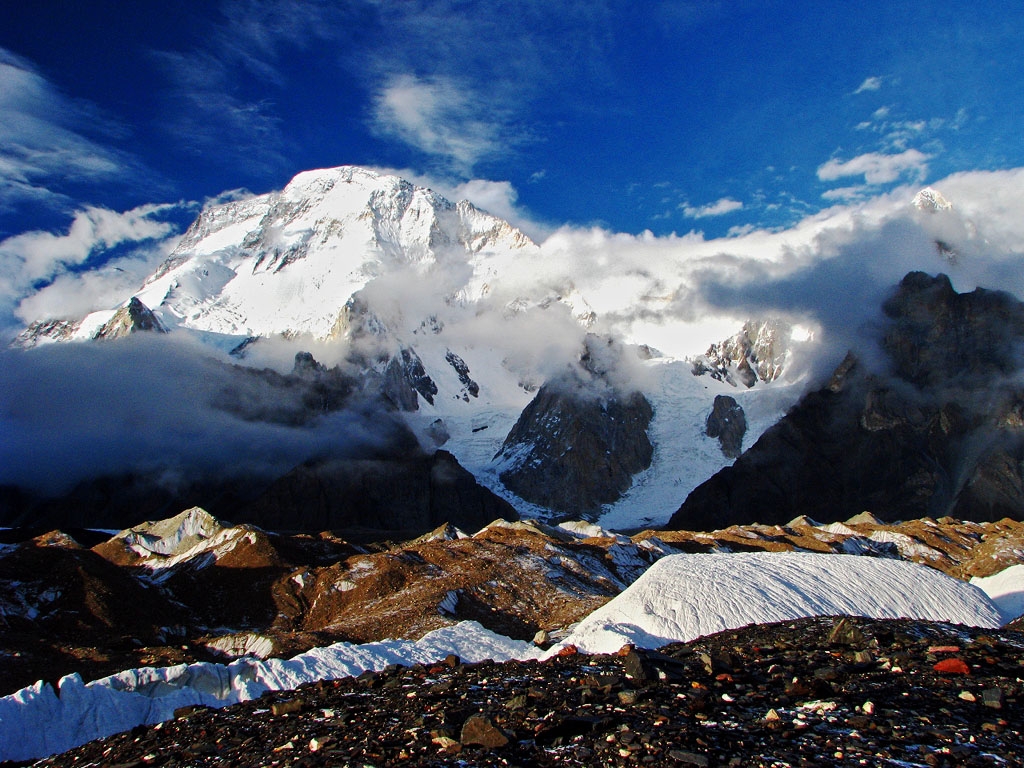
460,715,509,748
933,658,970,675
557,644,579,657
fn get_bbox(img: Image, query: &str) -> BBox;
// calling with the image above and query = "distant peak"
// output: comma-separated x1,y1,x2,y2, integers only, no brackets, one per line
912,187,952,212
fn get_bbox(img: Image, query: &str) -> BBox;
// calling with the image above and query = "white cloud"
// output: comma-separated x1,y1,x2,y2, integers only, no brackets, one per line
371,74,509,174
14,246,171,324
680,197,744,219
854,76,883,94
820,185,870,201
817,149,930,186
0,48,132,210
0,204,177,282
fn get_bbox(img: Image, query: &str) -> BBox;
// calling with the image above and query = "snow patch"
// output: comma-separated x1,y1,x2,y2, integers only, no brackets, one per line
971,564,1024,624
550,552,1003,656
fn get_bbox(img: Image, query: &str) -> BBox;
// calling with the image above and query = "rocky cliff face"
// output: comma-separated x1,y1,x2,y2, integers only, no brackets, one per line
241,450,517,534
495,382,654,518
669,272,1024,530
0,446,515,536
690,318,795,388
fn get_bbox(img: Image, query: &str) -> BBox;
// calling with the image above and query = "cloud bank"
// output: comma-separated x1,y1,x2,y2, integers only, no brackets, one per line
0,335,400,494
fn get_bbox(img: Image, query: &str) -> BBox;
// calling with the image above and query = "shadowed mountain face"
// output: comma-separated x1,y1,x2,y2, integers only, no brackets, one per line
495,384,654,518
669,272,1024,530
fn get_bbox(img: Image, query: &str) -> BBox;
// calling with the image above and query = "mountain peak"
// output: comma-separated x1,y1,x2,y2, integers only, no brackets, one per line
121,165,537,341
93,296,167,340
912,186,953,212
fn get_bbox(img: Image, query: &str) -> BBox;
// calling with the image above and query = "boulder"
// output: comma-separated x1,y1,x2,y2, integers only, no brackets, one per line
705,395,746,458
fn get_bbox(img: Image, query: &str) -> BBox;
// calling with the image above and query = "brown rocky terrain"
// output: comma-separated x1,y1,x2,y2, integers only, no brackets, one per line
25,616,1024,768
2,510,1023,700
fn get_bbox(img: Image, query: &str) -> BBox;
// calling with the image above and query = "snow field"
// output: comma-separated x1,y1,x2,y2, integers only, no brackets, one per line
548,552,1005,656
971,564,1024,623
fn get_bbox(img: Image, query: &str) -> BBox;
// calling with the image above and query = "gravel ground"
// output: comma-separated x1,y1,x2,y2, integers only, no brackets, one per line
21,615,1024,768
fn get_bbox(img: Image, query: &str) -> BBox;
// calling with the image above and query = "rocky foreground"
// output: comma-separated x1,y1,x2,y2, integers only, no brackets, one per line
23,616,1023,768
3,513,1024,698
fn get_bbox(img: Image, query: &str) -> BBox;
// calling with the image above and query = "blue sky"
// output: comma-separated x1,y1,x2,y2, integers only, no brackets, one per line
1,0,1023,324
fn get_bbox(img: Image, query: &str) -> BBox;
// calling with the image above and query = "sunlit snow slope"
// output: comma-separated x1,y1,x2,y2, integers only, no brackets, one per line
553,552,1004,655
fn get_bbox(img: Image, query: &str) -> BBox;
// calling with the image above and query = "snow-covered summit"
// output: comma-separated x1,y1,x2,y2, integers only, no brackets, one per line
113,166,536,341
913,186,953,212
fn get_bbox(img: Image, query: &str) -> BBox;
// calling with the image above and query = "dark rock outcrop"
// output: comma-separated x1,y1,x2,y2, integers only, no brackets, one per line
705,395,746,458
213,352,359,425
881,272,1024,388
669,272,1024,530
446,349,480,400
358,347,438,412
94,297,167,340
495,383,653,518
243,450,517,534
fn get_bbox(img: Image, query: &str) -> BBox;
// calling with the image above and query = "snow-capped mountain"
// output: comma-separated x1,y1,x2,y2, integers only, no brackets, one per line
15,169,992,531
9,165,803,529
126,166,533,340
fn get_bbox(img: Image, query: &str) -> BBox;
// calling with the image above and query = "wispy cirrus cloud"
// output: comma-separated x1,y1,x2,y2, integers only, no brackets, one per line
152,49,287,175
680,197,744,219
853,76,883,94
371,75,512,175
150,0,355,176
0,48,134,212
818,149,930,187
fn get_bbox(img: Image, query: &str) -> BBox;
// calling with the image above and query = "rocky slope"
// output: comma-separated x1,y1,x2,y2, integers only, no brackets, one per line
27,616,1024,767
3,508,1023,699
670,272,1024,531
